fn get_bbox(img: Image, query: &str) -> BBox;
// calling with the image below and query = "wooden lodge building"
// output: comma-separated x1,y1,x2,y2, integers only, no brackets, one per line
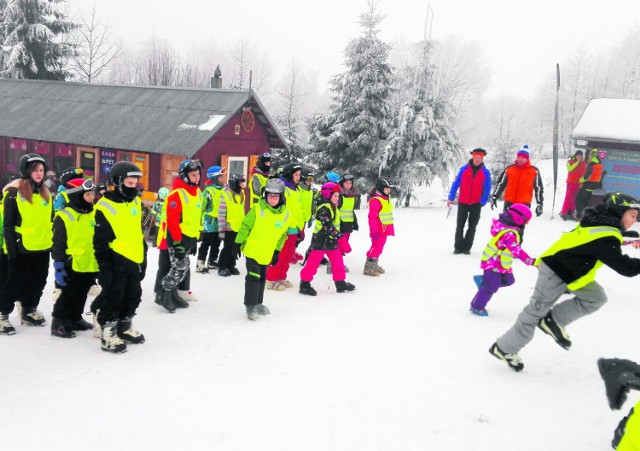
0,76,289,202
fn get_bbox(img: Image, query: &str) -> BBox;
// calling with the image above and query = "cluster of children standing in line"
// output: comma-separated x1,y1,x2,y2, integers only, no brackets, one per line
0,152,397,354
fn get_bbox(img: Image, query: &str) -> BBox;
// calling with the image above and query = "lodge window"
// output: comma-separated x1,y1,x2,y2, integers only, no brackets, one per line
227,156,248,181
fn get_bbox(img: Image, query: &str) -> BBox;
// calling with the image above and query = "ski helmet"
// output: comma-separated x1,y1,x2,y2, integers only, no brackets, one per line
178,159,202,186
340,174,355,187
66,178,96,212
604,192,640,219
282,163,302,183
263,178,285,207
206,165,225,181
375,177,392,193
320,182,341,200
18,154,47,179
228,173,246,193
324,172,340,183
507,203,532,226
60,167,84,188
110,161,142,201
158,187,170,200
301,168,315,183
257,152,271,172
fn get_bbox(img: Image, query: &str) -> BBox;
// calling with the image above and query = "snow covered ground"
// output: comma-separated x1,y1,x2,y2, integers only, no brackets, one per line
3,159,640,450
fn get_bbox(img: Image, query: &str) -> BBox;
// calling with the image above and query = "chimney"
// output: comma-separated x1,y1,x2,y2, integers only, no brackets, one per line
211,65,222,89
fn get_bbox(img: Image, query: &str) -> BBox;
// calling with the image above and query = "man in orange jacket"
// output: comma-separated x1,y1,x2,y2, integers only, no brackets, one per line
491,145,544,217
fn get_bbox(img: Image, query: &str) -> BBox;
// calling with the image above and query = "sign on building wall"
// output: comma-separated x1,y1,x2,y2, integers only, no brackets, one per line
100,149,117,178
600,148,640,199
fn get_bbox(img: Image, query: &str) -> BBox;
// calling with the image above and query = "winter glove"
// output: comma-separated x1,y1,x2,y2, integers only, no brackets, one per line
232,242,242,260
535,205,543,217
270,250,280,266
98,269,113,289
171,241,187,260
219,232,226,239
53,261,68,287
525,257,536,266
490,197,498,210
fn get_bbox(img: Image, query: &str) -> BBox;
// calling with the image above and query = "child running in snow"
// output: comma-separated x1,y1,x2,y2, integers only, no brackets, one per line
469,203,536,317
299,182,355,296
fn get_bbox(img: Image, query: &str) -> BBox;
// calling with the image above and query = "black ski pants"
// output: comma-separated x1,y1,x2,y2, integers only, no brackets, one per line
575,188,593,218
197,231,221,263
454,203,482,252
218,231,238,270
244,257,267,306
154,249,190,293
92,258,142,325
52,269,97,322
0,251,49,315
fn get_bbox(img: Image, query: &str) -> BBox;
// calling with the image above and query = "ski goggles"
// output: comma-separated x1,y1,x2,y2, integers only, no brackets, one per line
184,160,202,172
261,152,271,159
341,174,355,182
66,178,95,194
305,174,315,182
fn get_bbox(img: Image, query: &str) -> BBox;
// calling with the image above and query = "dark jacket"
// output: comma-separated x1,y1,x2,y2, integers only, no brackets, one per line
309,200,342,251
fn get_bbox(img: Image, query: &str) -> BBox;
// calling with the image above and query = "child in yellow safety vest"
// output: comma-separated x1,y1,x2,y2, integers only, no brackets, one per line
469,203,535,317
92,161,147,353
0,154,53,335
154,159,203,312
50,178,99,338
218,173,246,277
490,192,640,372
235,178,289,320
364,178,395,277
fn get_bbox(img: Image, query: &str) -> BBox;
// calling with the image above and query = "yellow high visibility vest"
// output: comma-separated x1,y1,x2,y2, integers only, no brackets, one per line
481,228,521,270
203,185,223,219
172,187,203,238
617,401,640,450
243,202,290,265
373,195,394,225
222,189,245,232
300,187,314,223
314,203,340,233
285,185,304,230
339,196,355,223
537,225,622,290
250,173,269,204
95,197,144,264
15,193,53,251
56,208,99,272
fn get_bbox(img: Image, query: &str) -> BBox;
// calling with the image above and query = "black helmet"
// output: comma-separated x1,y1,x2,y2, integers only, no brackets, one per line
604,192,640,219
178,159,203,186
60,167,84,187
301,167,315,182
257,152,271,172
110,161,142,201
282,163,302,183
18,153,47,179
228,173,246,193
340,174,355,187
375,177,392,193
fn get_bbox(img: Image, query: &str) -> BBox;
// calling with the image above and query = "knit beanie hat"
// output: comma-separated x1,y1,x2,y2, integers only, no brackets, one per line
516,144,530,159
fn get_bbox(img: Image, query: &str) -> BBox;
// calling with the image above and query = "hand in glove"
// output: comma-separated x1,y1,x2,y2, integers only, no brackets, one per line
525,257,536,266
306,219,313,229
53,261,68,287
270,250,280,266
490,197,498,210
98,269,113,289
171,241,187,260
535,205,543,217
232,242,242,260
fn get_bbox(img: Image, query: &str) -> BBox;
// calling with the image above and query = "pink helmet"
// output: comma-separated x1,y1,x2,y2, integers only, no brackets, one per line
508,203,532,226
320,182,340,200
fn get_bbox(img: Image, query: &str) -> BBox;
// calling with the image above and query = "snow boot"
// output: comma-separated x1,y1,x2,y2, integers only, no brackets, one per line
266,281,286,291
299,281,317,296
21,309,46,327
155,290,176,313
335,280,356,293
51,317,76,338
256,304,271,315
196,260,209,274
363,259,379,277
92,309,102,338
101,321,127,354
598,358,640,410
489,342,524,372
279,279,293,289
207,260,219,270
246,305,260,321
372,258,385,274
172,291,191,308
537,311,572,350
230,267,241,276
72,318,93,331
117,317,145,344
469,307,489,317
218,268,232,277
178,290,198,302
0,314,16,336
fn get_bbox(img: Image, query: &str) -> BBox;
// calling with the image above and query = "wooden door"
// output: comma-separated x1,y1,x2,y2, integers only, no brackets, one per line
162,154,183,188
77,146,99,178
132,152,150,190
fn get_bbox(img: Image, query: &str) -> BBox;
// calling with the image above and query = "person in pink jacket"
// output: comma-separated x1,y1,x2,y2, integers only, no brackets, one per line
364,178,395,276
469,204,536,316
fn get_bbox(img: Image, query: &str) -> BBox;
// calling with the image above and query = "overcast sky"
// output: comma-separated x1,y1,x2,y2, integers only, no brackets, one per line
81,0,640,98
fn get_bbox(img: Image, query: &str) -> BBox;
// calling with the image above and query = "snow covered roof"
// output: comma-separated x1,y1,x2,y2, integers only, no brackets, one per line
0,79,288,155
572,98,640,145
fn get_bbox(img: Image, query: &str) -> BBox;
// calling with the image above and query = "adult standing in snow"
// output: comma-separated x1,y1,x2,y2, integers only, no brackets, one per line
489,192,640,372
0,154,53,335
447,148,492,254
559,150,586,220
575,148,604,219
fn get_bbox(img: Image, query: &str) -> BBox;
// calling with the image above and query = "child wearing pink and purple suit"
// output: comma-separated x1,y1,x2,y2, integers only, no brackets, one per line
470,204,536,316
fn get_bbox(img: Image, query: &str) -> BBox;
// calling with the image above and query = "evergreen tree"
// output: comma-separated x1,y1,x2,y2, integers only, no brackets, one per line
0,0,76,80
308,1,393,188
382,40,465,202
